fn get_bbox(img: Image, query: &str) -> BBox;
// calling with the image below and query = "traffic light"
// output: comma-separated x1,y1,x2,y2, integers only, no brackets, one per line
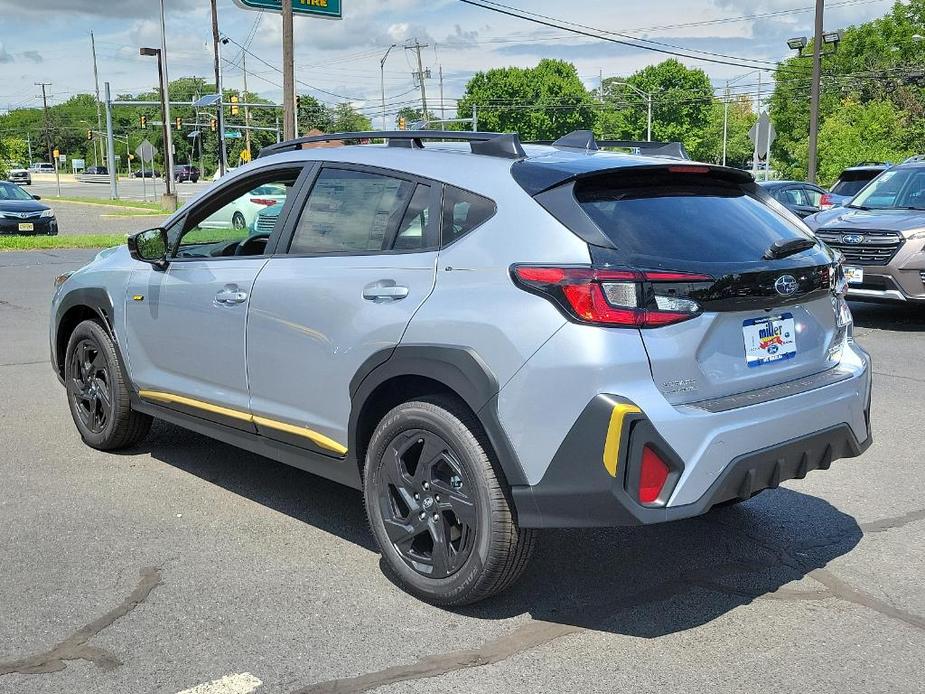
398,116,406,130
174,117,182,130
230,94,239,116
140,114,147,128
210,118,217,132
87,129,93,141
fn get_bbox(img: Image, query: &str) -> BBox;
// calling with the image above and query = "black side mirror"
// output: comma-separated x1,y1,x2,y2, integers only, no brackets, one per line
32,194,41,200
128,227,169,269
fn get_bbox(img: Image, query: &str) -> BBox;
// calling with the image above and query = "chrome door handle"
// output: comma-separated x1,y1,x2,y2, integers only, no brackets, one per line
363,282,409,302
215,289,248,305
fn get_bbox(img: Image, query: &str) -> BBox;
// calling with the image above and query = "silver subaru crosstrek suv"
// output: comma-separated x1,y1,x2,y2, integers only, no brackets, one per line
51,130,872,606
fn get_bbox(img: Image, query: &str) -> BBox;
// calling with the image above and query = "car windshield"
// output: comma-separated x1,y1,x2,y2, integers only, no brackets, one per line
0,182,34,201
850,167,925,210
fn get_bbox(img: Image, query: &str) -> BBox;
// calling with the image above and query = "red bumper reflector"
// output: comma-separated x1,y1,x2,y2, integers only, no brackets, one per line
639,445,670,503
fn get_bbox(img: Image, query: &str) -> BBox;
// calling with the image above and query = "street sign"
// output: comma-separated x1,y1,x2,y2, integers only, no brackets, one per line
52,148,59,158
135,139,157,163
748,111,777,159
232,0,342,19
224,130,243,139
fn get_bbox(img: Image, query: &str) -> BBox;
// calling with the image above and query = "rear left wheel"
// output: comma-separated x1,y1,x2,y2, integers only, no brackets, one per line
364,396,534,606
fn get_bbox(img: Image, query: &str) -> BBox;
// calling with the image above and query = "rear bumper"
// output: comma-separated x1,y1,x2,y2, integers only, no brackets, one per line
511,346,872,528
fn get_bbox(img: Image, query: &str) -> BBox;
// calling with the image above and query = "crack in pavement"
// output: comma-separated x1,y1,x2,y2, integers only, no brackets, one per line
0,567,162,676
808,568,925,631
860,507,925,534
292,621,582,694
0,360,48,368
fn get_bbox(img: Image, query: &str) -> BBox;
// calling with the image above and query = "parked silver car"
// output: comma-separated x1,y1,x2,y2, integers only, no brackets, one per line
50,130,872,605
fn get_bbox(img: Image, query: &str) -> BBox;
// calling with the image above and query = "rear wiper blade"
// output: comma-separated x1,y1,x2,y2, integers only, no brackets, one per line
845,204,870,210
763,238,816,260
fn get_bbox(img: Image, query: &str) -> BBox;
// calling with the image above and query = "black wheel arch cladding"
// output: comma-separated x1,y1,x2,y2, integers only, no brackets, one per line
348,345,529,487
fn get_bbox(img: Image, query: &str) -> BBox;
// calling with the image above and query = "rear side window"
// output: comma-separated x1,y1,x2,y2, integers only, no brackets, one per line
831,170,881,196
574,173,813,265
442,186,496,246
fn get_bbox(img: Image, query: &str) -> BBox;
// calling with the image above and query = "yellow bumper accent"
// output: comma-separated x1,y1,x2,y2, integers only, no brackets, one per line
602,403,641,477
138,389,347,456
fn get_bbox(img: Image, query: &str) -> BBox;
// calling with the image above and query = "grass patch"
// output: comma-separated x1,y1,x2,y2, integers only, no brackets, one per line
47,196,174,213
0,234,126,251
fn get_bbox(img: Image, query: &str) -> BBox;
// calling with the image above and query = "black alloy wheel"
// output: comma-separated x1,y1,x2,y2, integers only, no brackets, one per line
69,337,112,434
376,429,477,578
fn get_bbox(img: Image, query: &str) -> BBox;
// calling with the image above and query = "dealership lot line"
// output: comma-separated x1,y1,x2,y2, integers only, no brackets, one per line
0,250,922,694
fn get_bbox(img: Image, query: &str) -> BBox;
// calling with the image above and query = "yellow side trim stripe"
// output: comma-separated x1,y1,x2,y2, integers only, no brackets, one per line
602,403,641,477
138,389,347,456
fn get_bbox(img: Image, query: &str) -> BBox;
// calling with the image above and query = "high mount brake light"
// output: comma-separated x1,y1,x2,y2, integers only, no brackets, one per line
511,265,712,328
250,198,278,206
667,165,711,174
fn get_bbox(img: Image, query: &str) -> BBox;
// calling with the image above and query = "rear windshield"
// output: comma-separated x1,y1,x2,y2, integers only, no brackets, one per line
574,173,813,265
831,170,882,196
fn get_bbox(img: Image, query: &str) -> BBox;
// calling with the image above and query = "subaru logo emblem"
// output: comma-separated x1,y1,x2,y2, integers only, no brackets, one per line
841,234,864,245
775,274,799,296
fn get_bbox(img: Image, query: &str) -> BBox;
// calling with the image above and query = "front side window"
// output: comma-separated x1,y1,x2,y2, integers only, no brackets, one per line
803,187,823,206
174,171,299,258
778,187,806,206
288,168,419,255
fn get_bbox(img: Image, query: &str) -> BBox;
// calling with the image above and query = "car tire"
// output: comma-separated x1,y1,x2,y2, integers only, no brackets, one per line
232,212,246,230
364,395,535,606
64,319,152,451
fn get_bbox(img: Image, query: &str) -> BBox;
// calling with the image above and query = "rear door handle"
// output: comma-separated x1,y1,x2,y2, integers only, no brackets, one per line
363,281,409,302
215,288,248,305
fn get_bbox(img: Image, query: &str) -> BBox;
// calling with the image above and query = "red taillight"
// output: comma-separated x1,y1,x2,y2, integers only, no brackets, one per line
819,193,834,209
250,198,278,206
511,265,710,328
639,445,670,504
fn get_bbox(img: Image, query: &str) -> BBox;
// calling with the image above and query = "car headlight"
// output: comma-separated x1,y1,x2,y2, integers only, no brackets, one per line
40,209,55,218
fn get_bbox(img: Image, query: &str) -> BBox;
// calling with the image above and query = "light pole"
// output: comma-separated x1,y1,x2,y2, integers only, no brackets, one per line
140,47,173,200
380,44,398,131
722,70,760,167
614,81,653,141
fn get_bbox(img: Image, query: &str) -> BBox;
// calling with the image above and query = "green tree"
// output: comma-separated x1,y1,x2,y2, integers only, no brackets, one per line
596,59,715,157
330,102,372,132
0,136,29,178
456,59,595,140
698,96,757,167
770,0,925,178
816,99,914,184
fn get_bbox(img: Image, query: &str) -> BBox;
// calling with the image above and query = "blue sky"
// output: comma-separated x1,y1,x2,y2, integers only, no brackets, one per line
0,0,897,122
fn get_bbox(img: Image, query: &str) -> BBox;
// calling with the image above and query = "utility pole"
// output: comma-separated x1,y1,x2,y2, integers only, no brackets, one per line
282,0,296,139
242,52,252,162
210,0,227,175
599,69,604,103
104,82,118,199
406,39,430,120
35,82,60,196
646,92,653,142
439,65,445,121
90,31,104,168
158,0,175,198
807,0,825,183
26,132,32,165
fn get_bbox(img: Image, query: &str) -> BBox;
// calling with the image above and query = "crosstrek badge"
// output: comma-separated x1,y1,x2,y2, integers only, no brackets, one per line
742,313,797,367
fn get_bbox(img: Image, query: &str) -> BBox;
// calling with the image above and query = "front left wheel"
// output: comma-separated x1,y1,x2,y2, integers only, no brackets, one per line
364,396,535,606
65,320,152,450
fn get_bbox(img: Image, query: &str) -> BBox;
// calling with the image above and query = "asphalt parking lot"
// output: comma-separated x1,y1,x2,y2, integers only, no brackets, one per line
0,249,923,694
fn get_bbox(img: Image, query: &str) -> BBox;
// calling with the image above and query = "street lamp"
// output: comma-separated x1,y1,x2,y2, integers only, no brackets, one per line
380,44,398,131
722,70,760,167
787,36,808,52
614,81,653,142
139,47,172,197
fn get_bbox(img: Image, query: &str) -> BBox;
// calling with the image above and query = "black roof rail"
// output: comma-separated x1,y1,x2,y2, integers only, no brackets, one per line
527,130,690,160
256,130,526,160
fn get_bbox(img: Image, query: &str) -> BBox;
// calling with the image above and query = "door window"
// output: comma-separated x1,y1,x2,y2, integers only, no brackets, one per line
288,168,422,255
778,187,807,206
173,171,300,258
802,186,823,207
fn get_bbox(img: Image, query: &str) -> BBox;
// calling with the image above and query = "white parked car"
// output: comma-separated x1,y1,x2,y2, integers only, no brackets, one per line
211,167,236,182
200,183,287,230
30,162,55,174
